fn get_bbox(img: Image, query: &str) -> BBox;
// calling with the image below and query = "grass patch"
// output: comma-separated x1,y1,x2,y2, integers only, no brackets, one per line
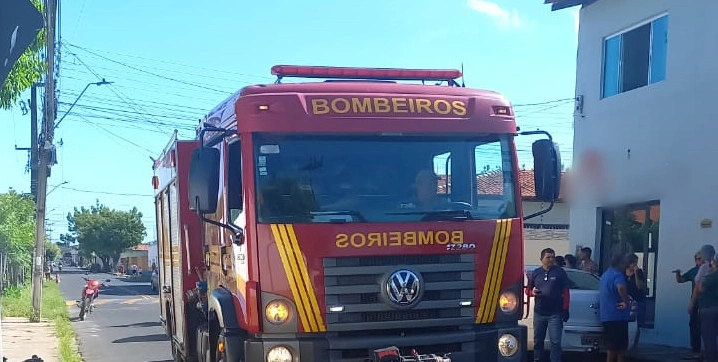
1,282,82,362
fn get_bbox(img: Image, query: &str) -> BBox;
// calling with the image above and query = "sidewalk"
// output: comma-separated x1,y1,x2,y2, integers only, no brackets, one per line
628,344,694,362
1,317,60,362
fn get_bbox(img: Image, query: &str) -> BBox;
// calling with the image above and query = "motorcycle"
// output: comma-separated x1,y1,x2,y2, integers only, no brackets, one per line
372,346,451,362
76,277,110,321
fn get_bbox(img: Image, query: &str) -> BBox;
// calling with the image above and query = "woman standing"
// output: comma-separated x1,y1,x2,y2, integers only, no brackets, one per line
625,253,647,348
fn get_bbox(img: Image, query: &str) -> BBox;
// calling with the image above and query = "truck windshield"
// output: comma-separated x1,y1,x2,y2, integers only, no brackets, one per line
253,133,517,224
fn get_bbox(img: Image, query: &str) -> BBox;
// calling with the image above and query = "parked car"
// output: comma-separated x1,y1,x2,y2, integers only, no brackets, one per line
150,270,159,292
520,266,638,353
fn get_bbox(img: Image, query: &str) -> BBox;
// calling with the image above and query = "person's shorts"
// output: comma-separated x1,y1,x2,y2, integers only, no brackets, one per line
602,321,629,351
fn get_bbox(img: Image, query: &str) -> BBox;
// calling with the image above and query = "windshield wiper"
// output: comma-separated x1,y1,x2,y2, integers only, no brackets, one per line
310,210,367,223
386,209,474,221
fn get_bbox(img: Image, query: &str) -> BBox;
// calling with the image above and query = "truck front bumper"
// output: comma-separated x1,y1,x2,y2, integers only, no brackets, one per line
243,324,527,362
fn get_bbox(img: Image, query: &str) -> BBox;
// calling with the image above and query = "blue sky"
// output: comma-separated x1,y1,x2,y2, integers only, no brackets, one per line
0,0,579,242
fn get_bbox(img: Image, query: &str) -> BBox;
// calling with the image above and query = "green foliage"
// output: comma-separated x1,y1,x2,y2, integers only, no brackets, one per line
63,200,146,268
45,240,61,261
610,209,659,255
0,0,46,110
0,190,36,269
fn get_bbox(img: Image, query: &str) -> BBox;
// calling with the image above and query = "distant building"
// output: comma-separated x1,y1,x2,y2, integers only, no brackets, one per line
476,169,571,260
119,244,150,272
60,245,80,265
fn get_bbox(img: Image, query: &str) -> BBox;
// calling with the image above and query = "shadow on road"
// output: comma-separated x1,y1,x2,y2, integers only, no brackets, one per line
112,334,169,343
58,268,91,275
101,284,155,296
116,275,152,283
109,321,162,328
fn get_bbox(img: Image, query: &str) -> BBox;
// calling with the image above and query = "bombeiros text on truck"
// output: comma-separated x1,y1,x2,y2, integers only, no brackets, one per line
152,65,561,362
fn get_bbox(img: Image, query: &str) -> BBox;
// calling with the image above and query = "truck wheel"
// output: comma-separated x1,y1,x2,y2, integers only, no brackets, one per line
165,304,173,337
172,342,185,362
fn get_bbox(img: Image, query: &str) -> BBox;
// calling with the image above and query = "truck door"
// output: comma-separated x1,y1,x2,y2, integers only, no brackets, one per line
168,180,186,348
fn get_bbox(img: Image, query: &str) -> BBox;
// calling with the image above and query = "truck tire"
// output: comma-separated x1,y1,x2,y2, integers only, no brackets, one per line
165,303,173,338
79,297,90,321
171,342,185,362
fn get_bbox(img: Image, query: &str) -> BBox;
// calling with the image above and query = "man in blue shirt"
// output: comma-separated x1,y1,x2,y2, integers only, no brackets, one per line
600,253,631,362
526,248,570,362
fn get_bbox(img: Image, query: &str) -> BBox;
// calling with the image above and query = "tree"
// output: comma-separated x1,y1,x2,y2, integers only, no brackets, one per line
0,190,36,285
1,0,45,110
609,208,660,257
44,240,60,261
0,190,36,263
64,200,146,270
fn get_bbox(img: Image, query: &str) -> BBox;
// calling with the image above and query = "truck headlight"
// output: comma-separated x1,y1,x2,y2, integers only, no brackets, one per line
266,346,293,362
499,291,518,314
265,300,291,325
498,333,519,357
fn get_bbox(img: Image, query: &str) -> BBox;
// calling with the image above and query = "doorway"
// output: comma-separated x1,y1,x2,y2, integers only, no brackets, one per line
599,201,660,329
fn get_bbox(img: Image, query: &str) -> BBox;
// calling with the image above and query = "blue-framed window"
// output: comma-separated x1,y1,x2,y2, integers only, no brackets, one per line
602,15,669,98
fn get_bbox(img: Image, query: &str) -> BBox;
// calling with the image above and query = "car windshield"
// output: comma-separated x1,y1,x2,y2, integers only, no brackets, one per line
566,270,600,290
254,133,518,224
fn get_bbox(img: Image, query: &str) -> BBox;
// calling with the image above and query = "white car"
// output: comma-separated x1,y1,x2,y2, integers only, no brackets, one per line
520,266,638,353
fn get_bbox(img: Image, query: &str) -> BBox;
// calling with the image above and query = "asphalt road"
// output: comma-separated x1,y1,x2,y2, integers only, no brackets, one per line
58,267,173,362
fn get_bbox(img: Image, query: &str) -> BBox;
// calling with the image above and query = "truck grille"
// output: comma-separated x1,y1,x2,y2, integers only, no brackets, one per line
323,254,475,332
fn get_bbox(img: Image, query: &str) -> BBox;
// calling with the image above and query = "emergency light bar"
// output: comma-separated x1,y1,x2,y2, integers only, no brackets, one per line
271,65,462,82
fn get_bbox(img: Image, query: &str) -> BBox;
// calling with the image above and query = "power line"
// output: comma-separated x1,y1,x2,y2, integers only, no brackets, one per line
65,43,233,94
62,41,275,81
513,97,576,107
80,116,158,155
63,52,175,135
53,185,153,197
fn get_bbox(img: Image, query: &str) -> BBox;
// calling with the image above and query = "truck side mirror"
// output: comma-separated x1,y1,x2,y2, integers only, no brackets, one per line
531,139,561,202
188,147,220,214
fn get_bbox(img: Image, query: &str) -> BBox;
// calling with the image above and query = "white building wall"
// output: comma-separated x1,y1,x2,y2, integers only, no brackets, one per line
523,201,569,226
572,0,718,347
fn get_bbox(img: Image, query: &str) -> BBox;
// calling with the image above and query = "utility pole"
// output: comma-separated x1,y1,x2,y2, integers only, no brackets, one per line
13,84,39,196
30,84,38,198
31,0,57,321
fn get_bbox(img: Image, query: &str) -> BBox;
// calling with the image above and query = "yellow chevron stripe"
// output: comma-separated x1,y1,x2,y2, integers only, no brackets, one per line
487,219,513,322
278,224,321,332
482,219,509,323
286,224,326,332
476,219,504,323
271,224,313,332
480,219,510,323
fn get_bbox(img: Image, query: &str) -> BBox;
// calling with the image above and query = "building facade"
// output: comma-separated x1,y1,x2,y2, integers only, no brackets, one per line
546,0,718,347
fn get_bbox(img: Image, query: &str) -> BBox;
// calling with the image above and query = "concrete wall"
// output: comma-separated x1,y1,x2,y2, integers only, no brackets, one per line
523,201,569,226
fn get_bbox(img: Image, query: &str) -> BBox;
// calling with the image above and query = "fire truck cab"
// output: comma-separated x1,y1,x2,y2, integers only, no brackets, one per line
153,65,561,362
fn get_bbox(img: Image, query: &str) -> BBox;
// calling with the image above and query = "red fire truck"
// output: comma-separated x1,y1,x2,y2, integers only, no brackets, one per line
152,65,561,362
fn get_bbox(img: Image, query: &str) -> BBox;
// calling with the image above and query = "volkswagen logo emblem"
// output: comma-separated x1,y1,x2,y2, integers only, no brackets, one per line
384,269,423,307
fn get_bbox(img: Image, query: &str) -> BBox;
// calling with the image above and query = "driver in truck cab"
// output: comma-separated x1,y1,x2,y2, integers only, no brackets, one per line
412,168,441,210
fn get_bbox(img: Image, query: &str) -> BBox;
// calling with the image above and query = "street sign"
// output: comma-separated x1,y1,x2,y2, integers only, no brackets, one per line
0,0,44,87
